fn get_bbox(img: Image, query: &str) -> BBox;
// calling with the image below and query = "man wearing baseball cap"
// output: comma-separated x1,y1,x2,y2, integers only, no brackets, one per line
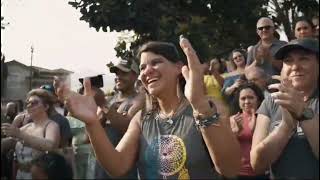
94,59,142,179
109,59,140,75
251,38,319,179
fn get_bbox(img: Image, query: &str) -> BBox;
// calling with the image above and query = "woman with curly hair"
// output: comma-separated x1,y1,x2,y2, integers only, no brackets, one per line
1,89,60,179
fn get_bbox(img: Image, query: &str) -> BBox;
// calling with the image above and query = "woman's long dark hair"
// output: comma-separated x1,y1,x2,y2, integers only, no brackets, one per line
136,41,187,113
232,82,265,115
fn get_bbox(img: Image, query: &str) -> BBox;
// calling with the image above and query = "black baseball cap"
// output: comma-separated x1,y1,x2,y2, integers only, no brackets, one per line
274,38,319,60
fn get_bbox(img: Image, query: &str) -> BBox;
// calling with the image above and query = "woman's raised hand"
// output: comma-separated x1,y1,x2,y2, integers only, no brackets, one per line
179,35,206,106
57,78,99,126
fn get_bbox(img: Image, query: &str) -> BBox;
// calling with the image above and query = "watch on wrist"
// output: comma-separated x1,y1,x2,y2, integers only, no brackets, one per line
297,107,314,122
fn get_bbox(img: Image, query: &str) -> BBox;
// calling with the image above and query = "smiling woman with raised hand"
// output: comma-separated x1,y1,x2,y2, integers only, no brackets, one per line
60,36,240,179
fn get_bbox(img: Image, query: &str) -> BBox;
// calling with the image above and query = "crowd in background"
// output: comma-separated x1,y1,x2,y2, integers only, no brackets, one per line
1,15,319,179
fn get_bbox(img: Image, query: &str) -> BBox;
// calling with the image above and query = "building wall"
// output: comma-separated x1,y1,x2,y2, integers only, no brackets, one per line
5,63,30,101
4,61,71,104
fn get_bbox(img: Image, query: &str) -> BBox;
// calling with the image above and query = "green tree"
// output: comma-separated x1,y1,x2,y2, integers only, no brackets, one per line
69,0,269,61
268,0,319,40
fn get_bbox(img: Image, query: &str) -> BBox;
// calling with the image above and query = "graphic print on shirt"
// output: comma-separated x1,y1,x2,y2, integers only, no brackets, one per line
145,135,190,179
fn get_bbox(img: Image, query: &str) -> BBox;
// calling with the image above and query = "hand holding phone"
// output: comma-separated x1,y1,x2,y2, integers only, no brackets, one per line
79,75,104,88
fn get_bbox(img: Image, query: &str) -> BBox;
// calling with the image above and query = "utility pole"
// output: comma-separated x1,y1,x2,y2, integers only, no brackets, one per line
29,45,34,90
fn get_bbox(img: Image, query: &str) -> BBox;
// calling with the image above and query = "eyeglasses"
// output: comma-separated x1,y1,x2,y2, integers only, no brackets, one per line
26,100,40,107
257,25,273,31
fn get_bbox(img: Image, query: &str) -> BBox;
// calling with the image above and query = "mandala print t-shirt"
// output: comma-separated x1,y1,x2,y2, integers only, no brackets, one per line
138,104,219,179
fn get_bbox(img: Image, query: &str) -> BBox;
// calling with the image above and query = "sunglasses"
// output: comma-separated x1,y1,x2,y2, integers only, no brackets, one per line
26,100,41,107
257,25,273,31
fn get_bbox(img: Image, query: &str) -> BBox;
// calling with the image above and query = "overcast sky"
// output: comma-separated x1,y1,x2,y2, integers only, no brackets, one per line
1,0,120,90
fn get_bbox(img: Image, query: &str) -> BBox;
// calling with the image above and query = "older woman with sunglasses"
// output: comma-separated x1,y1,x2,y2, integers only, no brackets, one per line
223,49,246,78
58,37,240,179
221,49,247,112
1,89,60,179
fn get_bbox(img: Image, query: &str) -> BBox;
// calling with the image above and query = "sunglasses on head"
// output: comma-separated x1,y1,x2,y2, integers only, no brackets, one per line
257,25,273,31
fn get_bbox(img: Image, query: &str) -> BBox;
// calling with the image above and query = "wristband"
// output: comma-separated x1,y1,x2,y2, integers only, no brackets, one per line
195,113,220,129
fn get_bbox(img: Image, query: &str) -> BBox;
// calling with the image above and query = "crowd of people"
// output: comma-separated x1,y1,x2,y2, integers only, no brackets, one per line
1,16,319,179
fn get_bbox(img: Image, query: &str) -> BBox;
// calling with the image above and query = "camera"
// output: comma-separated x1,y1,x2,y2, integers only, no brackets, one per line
79,75,104,88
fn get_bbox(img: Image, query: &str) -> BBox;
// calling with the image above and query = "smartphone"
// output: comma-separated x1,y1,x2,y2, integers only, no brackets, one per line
79,75,104,88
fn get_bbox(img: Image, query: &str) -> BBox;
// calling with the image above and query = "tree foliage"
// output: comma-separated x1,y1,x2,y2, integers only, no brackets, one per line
69,0,269,61
268,0,319,40
68,0,318,61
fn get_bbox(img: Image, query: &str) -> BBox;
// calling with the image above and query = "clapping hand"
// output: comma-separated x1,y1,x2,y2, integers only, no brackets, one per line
233,78,246,89
57,78,99,126
255,44,271,64
179,36,230,117
179,36,206,106
268,75,306,119
268,75,305,131
1,123,20,138
230,112,243,134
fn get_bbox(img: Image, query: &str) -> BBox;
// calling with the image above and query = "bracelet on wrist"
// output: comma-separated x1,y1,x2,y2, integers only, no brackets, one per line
194,113,220,130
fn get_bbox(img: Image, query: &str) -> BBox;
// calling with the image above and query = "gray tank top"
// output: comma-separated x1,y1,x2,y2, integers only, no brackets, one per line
138,103,219,179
